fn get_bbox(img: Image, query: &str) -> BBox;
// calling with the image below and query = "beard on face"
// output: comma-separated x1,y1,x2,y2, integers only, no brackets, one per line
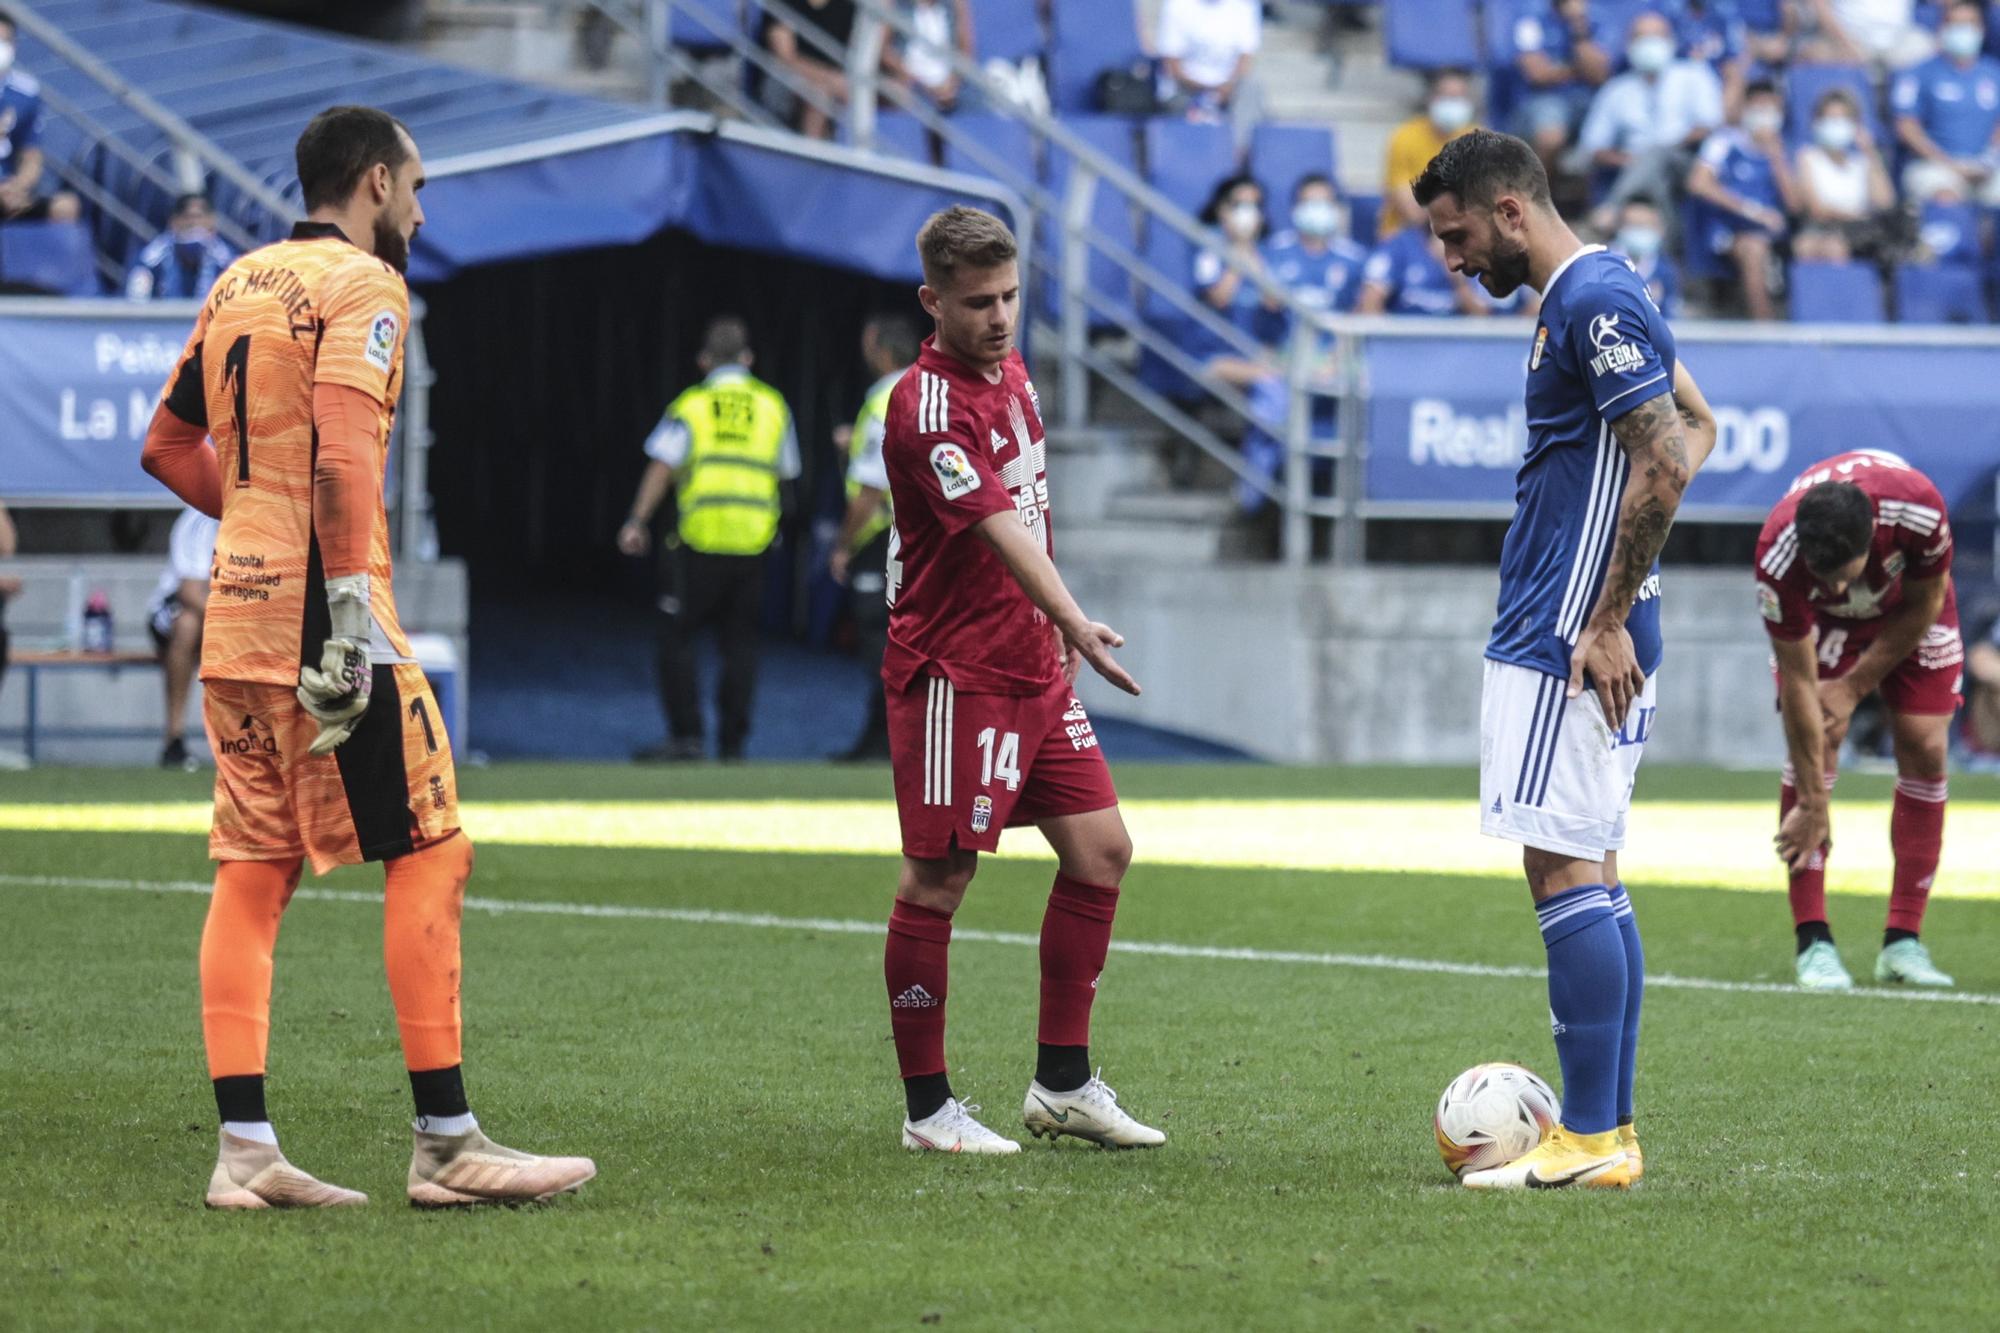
373,212,413,274
1482,228,1532,298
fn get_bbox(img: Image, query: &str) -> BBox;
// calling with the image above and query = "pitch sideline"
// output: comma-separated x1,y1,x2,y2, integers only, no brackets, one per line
5,871,1996,1008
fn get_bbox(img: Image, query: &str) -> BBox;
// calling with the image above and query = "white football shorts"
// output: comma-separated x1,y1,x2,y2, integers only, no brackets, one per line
1479,659,1658,862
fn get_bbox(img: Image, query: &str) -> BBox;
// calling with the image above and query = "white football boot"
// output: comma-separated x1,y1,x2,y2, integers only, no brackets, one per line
902,1099,1021,1154
1795,940,1854,990
1023,1071,1166,1149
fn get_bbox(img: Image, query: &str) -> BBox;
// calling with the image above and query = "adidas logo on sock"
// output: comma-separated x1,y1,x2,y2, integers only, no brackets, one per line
892,984,940,1009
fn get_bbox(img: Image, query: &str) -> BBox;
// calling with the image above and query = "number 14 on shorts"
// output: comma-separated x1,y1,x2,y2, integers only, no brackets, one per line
977,727,1022,791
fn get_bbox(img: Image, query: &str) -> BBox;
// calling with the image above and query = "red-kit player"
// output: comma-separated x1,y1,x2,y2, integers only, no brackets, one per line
876,206,1164,1153
1756,449,1963,991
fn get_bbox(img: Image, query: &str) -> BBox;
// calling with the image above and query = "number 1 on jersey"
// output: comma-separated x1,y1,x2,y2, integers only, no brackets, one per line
222,334,252,486
976,727,1021,791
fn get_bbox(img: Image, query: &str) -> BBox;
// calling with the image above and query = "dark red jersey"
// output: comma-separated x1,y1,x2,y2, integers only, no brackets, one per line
1754,450,1955,643
880,338,1059,696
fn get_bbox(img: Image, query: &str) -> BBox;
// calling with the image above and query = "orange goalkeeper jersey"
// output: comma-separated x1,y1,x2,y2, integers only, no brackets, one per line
160,221,412,686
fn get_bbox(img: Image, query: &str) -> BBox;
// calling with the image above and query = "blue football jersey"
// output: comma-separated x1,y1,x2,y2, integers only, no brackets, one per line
1487,246,1677,680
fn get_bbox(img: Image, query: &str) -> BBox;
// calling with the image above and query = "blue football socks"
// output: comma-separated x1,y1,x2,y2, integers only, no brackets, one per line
1607,883,1644,1126
1536,884,1628,1136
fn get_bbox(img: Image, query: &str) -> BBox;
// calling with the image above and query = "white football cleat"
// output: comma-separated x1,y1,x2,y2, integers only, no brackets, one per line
1023,1072,1166,1149
205,1130,368,1210
902,1098,1021,1154
407,1125,597,1206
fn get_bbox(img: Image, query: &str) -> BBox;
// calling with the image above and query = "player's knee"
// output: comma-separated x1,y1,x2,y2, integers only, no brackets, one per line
897,852,976,913
1092,831,1135,886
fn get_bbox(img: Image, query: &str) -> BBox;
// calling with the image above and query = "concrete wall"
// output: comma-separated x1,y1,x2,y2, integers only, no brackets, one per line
0,556,468,765
1062,560,1783,767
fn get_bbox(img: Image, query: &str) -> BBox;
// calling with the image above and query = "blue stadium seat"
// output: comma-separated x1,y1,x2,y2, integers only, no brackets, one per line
1785,65,1881,147
1347,193,1382,245
1481,0,1528,126
1049,1,1144,114
970,0,1045,65
1895,263,1988,323
1043,116,1142,329
0,221,99,296
1917,200,1981,267
667,0,742,53
1143,120,1240,215
940,112,1038,194
848,110,933,164
1385,0,1479,70
1249,123,1340,213
1789,261,1886,322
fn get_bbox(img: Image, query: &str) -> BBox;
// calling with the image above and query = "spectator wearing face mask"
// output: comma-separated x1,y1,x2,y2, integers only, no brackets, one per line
1673,0,1751,115
1264,175,1369,317
1612,196,1681,316
1802,0,1937,70
1577,11,1725,234
1189,174,1286,389
1382,70,1479,240
1794,88,1899,261
1687,79,1798,320
1892,2,2000,204
126,194,236,301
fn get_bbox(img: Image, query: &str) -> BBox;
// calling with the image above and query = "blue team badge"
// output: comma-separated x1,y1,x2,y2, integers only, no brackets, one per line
1530,326,1548,371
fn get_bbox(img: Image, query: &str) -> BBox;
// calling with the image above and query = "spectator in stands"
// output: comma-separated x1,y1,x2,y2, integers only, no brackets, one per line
1686,79,1797,320
1356,224,1537,317
1801,0,1937,69
1674,0,1752,114
1190,173,1285,386
125,194,235,301
1265,175,1369,317
1578,10,1725,233
1794,87,1900,260
1892,3,2000,204
1737,0,1799,67
1967,616,2000,762
1613,195,1682,315
883,0,974,114
1381,69,1479,239
1511,0,1614,177
763,0,859,139
146,506,217,770
0,13,78,224
1154,0,1262,125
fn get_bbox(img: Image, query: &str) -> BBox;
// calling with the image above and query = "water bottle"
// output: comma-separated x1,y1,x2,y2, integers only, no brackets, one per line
82,590,114,654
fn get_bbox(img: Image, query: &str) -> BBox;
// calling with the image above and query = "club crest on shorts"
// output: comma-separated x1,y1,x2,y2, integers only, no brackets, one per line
970,794,993,834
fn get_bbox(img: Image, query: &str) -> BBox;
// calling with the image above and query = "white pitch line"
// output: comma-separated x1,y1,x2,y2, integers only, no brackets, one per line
6,872,1998,1008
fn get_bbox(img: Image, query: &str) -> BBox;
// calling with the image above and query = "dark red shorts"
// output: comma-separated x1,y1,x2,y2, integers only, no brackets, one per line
1772,613,1966,716
887,672,1118,859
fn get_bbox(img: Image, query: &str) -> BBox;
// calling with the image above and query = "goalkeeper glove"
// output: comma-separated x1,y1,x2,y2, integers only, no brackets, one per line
296,572,374,755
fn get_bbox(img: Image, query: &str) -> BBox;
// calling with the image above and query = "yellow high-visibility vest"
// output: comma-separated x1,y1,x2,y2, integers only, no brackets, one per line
667,373,791,555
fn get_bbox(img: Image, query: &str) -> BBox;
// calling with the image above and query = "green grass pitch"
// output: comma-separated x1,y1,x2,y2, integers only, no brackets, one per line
3,762,1998,1330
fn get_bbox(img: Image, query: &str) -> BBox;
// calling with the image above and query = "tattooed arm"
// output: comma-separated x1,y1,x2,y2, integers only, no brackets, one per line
1672,360,1717,475
1566,392,1693,723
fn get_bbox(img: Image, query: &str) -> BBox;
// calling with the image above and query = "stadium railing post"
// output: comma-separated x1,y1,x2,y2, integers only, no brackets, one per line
847,11,884,149
1281,318,1313,566
1331,325,1366,567
1059,165,1093,429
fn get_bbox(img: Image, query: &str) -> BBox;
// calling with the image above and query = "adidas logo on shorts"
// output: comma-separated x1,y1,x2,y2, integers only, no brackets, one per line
892,985,939,1010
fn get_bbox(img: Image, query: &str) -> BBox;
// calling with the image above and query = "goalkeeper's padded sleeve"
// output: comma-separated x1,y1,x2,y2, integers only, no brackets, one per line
311,381,382,582
140,403,222,518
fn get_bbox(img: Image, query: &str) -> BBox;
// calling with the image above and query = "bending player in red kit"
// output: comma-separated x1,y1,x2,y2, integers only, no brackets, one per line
873,206,1164,1152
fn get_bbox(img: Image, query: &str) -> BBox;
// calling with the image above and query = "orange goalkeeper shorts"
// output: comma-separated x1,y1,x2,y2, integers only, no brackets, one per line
203,662,460,873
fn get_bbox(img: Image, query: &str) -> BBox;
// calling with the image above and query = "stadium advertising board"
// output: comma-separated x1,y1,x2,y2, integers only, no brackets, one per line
1366,331,2000,516
0,302,202,505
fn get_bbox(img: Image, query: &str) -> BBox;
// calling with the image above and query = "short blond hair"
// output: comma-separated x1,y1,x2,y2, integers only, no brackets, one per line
918,205,1018,289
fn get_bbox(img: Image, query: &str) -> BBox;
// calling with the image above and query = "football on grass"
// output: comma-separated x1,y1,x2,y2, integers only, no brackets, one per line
1434,1062,1561,1179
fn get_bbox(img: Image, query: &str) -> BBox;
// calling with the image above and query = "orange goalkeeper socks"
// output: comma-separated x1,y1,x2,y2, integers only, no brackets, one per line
383,831,475,1074
200,858,303,1080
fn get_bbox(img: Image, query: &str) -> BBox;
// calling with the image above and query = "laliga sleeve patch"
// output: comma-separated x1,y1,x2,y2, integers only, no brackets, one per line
364,309,400,373
930,442,982,500
1757,582,1783,623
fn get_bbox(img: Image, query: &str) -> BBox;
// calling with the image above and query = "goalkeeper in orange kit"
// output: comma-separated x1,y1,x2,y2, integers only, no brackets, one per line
142,106,595,1209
